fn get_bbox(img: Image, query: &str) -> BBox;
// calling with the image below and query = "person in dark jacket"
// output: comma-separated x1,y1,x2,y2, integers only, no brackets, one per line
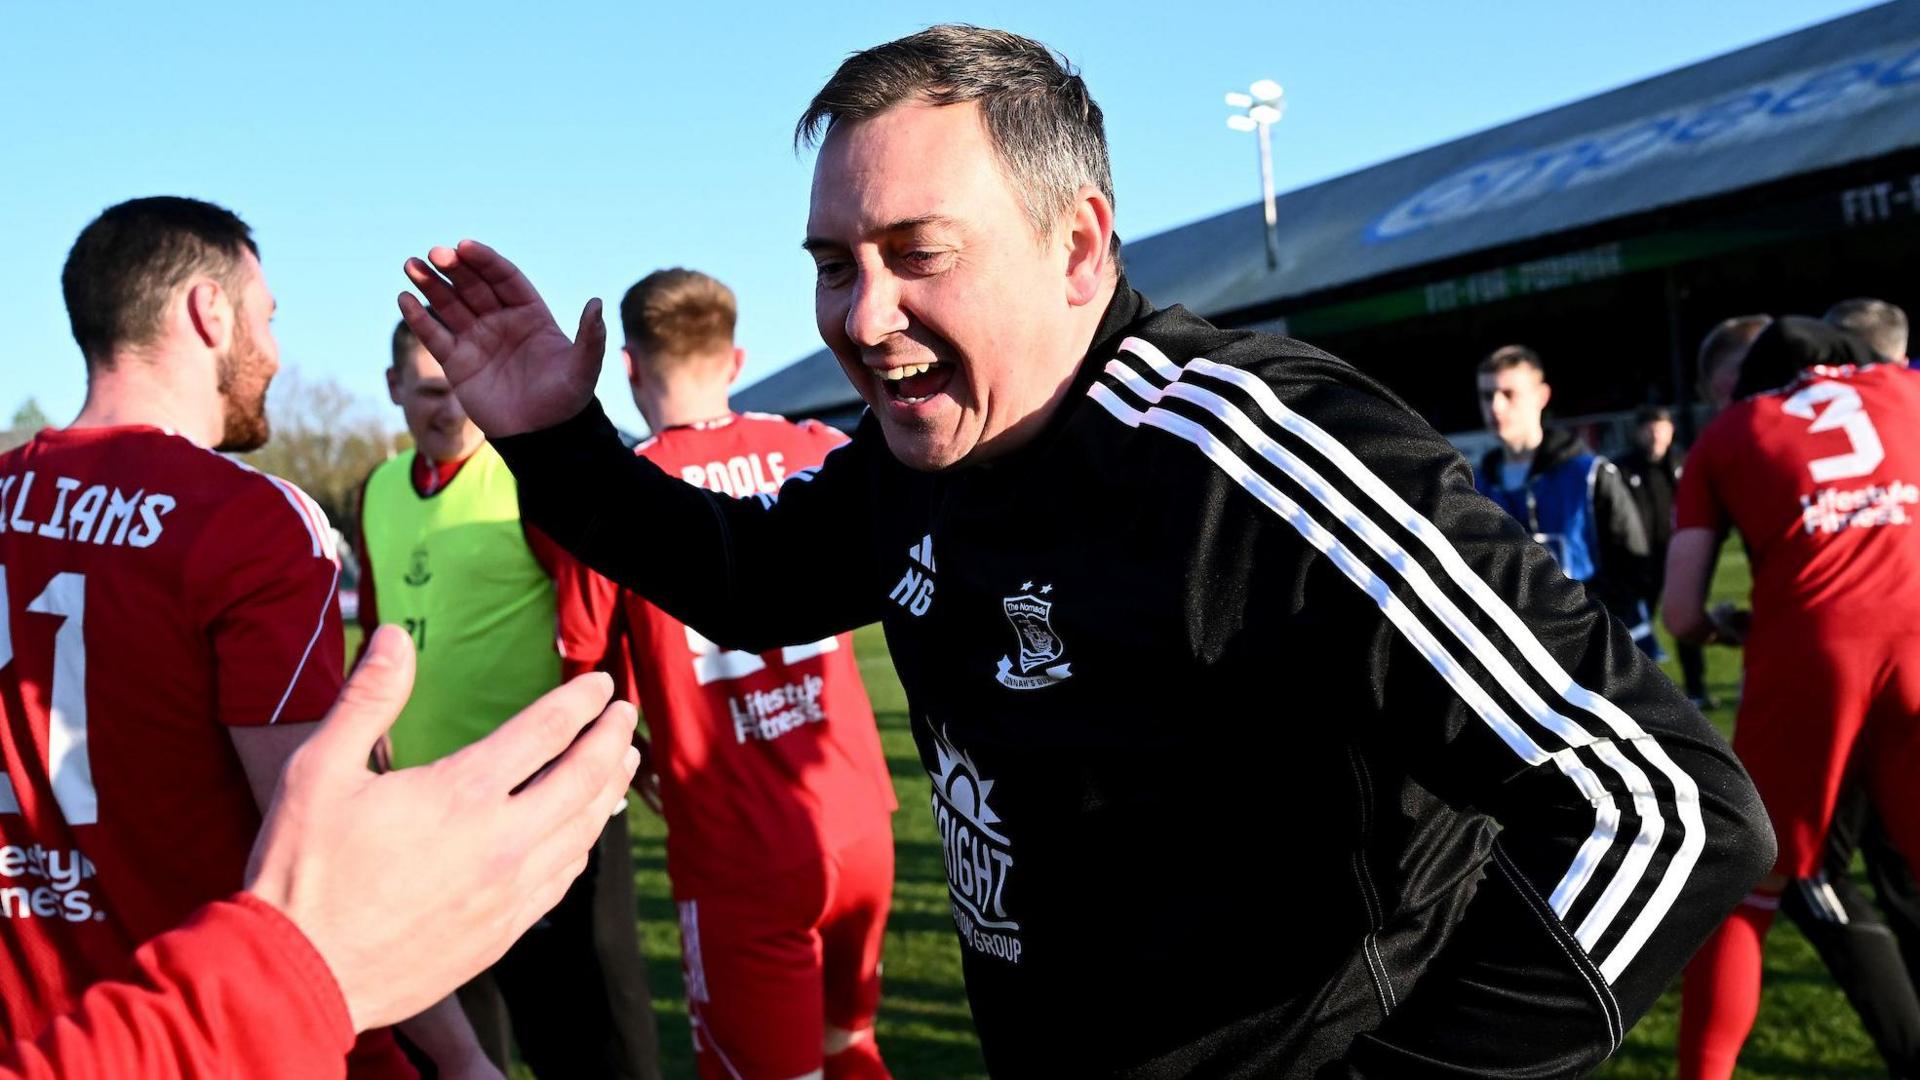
1474,346,1654,651
397,25,1772,1078
1615,404,1711,705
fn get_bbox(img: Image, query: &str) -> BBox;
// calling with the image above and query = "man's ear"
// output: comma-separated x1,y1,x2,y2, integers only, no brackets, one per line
726,347,746,388
385,366,404,407
1538,381,1553,411
1063,183,1115,309
621,346,638,385
183,279,232,351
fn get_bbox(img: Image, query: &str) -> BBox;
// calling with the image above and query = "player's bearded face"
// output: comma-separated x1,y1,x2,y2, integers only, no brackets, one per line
808,103,1090,471
215,299,275,453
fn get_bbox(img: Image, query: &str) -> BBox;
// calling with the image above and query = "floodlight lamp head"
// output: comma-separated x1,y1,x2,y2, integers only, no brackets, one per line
1249,103,1282,125
1250,79,1283,102
1226,114,1257,132
1225,91,1254,108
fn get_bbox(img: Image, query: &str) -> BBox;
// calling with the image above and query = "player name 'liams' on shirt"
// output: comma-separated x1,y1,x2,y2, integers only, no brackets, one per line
0,472,175,548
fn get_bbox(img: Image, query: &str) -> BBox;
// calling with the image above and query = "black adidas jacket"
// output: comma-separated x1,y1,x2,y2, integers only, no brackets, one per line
495,284,1772,1078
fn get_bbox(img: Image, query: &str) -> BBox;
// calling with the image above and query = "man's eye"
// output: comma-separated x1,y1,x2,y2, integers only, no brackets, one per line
814,261,852,286
902,250,949,272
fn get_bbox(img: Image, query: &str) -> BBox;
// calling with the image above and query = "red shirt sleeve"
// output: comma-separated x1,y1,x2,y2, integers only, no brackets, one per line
188,475,346,727
1673,417,1731,534
606,602,639,704
351,477,378,666
801,419,852,460
525,524,623,682
0,894,354,1080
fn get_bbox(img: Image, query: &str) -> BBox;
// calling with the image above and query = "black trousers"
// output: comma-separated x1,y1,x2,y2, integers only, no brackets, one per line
1779,782,1920,1078
410,811,661,1080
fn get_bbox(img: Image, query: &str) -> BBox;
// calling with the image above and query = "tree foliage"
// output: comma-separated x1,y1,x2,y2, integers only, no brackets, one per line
1,398,51,453
242,369,405,538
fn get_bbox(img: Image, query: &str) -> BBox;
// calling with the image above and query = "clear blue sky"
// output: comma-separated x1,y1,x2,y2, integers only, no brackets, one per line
0,0,1882,435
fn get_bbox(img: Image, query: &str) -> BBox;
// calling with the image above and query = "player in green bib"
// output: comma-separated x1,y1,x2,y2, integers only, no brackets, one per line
355,319,660,1080
363,438,561,767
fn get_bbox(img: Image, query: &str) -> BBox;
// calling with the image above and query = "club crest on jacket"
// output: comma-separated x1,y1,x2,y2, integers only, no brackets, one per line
996,583,1071,690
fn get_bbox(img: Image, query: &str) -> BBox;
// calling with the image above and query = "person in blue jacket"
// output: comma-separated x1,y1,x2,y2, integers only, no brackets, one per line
1475,344,1654,649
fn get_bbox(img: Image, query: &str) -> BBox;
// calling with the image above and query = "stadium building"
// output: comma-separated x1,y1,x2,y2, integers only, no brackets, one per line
736,1,1920,451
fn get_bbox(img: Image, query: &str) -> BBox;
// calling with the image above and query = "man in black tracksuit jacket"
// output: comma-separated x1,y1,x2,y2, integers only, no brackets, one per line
400,27,1771,1079
485,287,1770,1077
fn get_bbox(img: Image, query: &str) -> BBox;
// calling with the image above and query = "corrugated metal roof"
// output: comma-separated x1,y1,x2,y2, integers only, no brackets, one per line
1128,0,1920,316
736,2,1920,417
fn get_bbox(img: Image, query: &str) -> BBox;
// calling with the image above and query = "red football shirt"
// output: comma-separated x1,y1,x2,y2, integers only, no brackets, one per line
590,414,896,893
0,427,401,1071
1675,364,1920,638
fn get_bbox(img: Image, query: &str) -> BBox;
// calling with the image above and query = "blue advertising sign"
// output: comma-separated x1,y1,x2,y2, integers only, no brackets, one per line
1368,40,1920,243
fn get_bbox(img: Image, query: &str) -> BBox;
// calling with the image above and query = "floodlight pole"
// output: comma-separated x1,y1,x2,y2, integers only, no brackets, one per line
1226,80,1286,271
1256,117,1279,271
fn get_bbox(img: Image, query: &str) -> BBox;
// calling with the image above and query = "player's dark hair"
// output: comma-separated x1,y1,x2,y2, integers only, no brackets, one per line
1823,297,1909,362
1633,404,1673,427
392,318,417,371
1478,344,1544,377
1732,316,1882,400
61,196,258,368
798,24,1118,257
390,312,446,371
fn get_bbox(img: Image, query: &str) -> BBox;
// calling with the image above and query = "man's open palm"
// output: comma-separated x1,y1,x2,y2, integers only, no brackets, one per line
399,240,607,436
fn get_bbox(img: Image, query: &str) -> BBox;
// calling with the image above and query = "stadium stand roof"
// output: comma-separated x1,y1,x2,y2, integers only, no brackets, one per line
735,2,1920,424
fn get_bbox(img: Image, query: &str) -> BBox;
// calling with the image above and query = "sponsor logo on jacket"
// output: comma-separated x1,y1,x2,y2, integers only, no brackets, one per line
929,728,1021,964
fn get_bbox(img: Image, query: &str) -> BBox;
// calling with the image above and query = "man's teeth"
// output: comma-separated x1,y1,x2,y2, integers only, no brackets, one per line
879,362,938,382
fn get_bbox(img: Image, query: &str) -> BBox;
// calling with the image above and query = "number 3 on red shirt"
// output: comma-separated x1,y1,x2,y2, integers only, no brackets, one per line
0,565,97,825
1785,381,1885,483
684,625,836,687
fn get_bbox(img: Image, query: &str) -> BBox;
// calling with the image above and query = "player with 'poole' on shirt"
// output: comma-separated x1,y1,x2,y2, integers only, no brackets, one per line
573,269,897,1080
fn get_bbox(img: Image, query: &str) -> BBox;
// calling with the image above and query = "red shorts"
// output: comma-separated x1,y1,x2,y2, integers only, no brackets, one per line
677,828,893,1080
1737,629,1920,878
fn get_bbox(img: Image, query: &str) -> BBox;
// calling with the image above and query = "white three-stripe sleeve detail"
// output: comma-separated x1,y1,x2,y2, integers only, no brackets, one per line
1087,385,1558,769
1111,337,1704,982
1100,358,1629,928
1181,354,1703,983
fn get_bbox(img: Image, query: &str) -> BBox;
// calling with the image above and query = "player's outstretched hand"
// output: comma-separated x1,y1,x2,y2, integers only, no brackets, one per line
399,240,607,437
243,625,640,1033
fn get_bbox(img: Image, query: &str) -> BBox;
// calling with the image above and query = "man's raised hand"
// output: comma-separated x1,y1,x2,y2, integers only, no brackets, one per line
399,241,607,436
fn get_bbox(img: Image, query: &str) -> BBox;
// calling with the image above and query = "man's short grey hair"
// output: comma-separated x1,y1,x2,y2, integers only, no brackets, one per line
1824,297,1909,361
1698,314,1772,385
797,25,1117,248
